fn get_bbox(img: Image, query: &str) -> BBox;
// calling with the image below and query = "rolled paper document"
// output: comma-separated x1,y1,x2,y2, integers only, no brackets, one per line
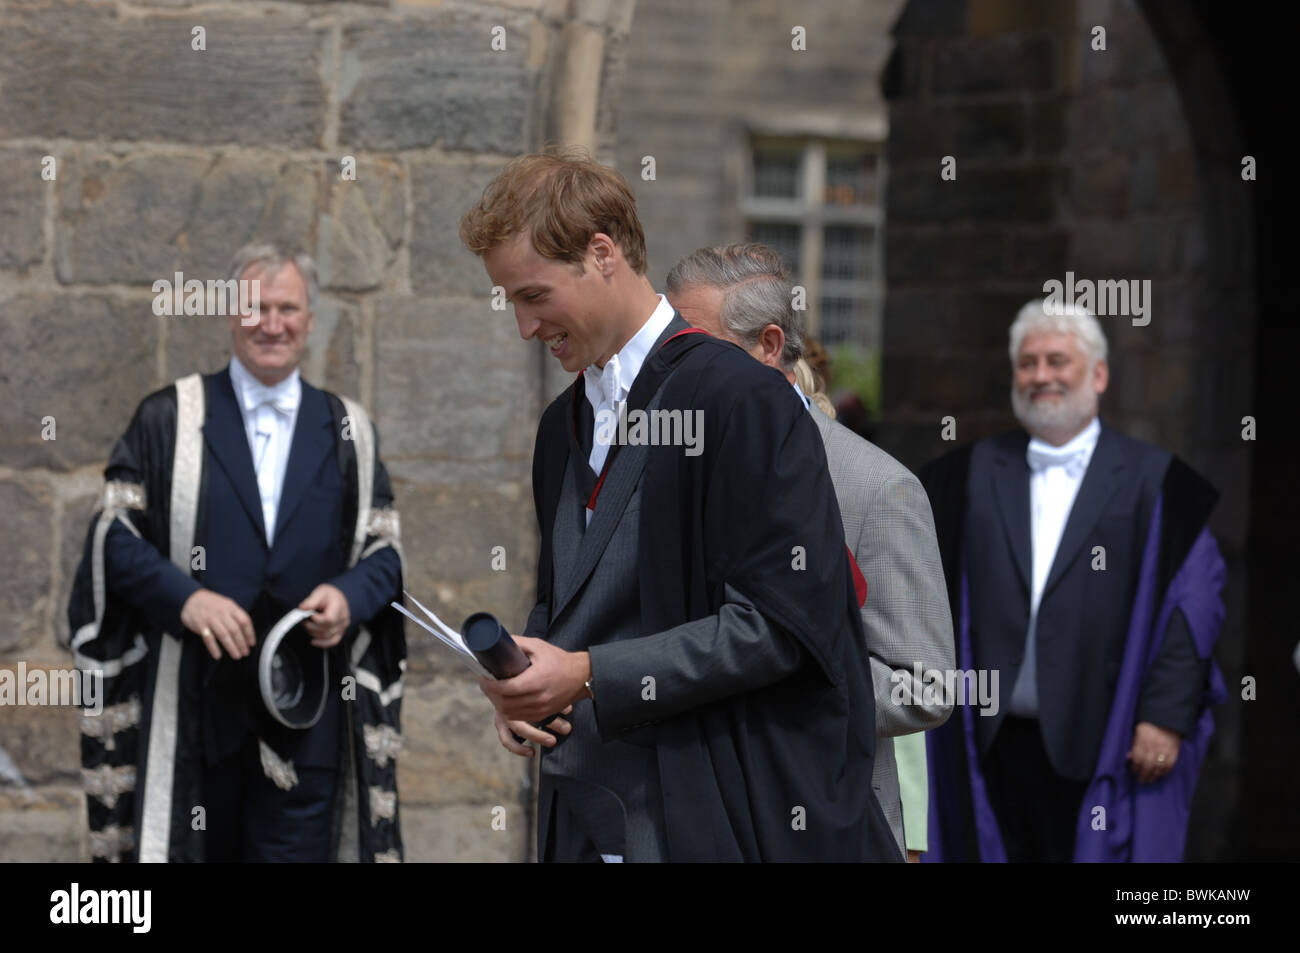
461,612,530,679
462,611,560,732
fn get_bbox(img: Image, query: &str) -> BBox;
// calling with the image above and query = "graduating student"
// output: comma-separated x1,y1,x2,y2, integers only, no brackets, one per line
459,149,900,862
67,243,406,862
919,299,1226,863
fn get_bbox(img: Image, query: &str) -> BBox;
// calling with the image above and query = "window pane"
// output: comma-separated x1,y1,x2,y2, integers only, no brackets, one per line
747,222,802,275
819,296,873,348
752,149,801,199
824,151,877,206
822,226,874,282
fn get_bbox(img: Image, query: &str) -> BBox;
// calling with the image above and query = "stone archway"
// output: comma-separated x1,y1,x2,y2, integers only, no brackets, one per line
881,0,1268,860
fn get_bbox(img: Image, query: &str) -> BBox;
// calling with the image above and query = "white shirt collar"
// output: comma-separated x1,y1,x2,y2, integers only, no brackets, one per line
1027,415,1101,466
228,356,301,415
584,294,676,410
791,379,812,412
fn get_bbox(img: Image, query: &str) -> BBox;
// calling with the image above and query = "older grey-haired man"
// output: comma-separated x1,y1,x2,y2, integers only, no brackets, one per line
667,243,955,860
68,241,407,862
918,299,1226,863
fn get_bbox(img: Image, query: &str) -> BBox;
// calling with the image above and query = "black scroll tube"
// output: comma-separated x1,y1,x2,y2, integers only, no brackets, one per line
461,613,562,739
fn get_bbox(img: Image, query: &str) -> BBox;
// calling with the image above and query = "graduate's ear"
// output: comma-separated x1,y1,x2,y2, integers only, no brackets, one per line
588,233,618,277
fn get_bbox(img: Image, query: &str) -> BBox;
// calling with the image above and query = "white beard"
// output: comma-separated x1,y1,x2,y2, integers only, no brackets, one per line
1011,374,1098,444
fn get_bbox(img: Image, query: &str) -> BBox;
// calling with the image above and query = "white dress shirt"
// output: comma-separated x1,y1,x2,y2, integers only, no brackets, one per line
1008,415,1102,717
582,294,675,525
791,379,812,411
228,356,302,546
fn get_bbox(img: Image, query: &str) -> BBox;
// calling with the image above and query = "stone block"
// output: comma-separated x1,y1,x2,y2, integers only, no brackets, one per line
0,691,80,785
410,158,507,298
1067,92,1115,159
892,0,968,37
56,154,206,285
339,15,535,153
372,295,539,479
0,149,46,272
890,165,1055,224
0,481,54,656
397,676,530,807
952,102,1030,159
1028,100,1067,155
1072,154,1130,218
970,0,1073,34
886,226,1006,282
1006,228,1068,278
399,801,527,862
319,159,405,292
164,311,233,381
0,6,327,146
1156,150,1199,205
56,154,320,286
932,36,1055,94
881,42,924,100
885,101,951,159
391,479,537,679
0,786,85,862
307,295,362,399
0,295,157,470
1110,83,1186,151
888,354,1009,414
57,489,101,652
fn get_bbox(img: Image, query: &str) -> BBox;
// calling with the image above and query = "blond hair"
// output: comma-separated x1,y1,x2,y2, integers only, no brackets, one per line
794,358,836,419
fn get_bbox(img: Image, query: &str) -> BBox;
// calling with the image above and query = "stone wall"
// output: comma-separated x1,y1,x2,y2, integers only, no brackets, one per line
0,0,635,862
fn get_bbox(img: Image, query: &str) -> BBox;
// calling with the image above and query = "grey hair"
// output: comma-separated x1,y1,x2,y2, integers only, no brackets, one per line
1008,297,1108,365
228,240,319,312
666,243,803,369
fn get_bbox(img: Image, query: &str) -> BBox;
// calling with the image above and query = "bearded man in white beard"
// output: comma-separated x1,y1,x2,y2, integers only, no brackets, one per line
917,299,1226,863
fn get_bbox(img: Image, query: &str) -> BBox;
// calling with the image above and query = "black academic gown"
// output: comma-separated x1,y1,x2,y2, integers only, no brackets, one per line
531,318,902,862
67,372,407,862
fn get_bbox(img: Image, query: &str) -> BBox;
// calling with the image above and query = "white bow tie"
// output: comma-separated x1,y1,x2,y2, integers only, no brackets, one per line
592,353,626,407
242,381,298,417
1027,443,1086,478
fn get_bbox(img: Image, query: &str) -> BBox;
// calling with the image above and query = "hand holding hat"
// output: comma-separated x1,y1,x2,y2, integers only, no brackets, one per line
299,583,351,648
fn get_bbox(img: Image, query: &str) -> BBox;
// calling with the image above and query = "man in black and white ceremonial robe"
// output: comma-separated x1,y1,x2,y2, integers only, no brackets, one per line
68,242,406,862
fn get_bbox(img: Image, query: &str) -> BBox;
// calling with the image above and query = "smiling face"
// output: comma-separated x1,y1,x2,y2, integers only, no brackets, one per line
484,231,622,373
1011,330,1108,444
227,262,313,385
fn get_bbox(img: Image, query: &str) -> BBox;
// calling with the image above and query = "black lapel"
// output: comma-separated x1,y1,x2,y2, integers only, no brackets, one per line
1156,455,1217,597
273,381,335,545
551,435,654,622
565,378,598,506
548,314,703,620
989,431,1032,594
202,368,267,544
1042,422,1126,597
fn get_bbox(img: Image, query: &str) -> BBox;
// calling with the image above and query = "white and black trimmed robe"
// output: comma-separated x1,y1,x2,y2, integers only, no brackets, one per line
67,372,407,862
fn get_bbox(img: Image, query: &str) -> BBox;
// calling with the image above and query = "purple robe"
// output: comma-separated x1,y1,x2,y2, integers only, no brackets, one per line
923,494,1226,862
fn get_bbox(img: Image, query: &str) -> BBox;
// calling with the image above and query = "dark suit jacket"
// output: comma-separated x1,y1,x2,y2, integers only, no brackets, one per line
964,422,1205,780
103,367,401,768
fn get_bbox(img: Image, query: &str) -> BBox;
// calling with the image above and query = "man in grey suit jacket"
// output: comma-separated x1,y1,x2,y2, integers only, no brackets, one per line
668,243,956,859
